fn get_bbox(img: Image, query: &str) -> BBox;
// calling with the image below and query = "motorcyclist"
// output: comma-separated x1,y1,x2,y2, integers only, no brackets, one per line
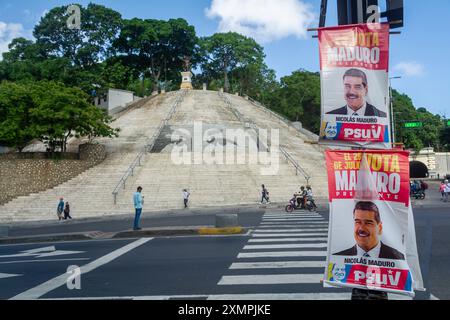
306,186,318,211
294,186,308,209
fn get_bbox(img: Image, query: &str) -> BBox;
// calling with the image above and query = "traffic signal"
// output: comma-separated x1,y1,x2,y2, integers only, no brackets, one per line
382,0,404,29
447,120,450,127
336,0,403,28
337,0,379,25
404,122,423,128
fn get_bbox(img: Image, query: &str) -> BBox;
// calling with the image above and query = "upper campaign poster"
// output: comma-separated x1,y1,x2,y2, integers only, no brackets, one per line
318,23,391,149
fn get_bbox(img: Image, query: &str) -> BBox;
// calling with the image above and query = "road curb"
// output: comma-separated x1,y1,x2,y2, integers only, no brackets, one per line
0,231,100,245
197,226,243,235
0,226,249,245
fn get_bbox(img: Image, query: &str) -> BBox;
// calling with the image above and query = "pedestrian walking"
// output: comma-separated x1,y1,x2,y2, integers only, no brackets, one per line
261,184,270,204
440,181,446,201
445,180,450,203
133,186,144,230
183,189,190,208
63,202,72,220
56,198,64,221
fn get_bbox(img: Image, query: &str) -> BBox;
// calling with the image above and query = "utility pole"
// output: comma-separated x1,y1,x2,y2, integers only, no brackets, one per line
390,76,402,145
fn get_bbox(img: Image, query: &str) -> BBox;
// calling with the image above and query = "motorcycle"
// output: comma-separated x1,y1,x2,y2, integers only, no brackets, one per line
285,197,316,212
411,189,426,200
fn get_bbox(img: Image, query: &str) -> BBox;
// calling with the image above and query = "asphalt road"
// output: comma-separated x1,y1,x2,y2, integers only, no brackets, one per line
0,205,449,300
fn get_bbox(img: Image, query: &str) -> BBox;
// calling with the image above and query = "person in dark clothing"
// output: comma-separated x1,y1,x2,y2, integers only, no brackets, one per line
63,202,72,220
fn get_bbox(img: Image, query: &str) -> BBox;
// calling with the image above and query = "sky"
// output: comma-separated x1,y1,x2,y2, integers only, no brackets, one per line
0,0,449,117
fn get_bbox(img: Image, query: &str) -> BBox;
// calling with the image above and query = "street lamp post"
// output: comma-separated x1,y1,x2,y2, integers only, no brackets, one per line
389,76,402,146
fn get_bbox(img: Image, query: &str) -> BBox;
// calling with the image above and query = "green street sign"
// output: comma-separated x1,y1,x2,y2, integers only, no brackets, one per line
404,122,423,128
447,120,450,127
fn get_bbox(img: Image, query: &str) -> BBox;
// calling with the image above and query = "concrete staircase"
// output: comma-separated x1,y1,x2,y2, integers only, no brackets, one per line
0,90,328,223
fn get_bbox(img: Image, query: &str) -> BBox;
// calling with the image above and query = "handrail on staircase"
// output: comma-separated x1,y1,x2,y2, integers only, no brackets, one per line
279,146,311,185
112,90,187,204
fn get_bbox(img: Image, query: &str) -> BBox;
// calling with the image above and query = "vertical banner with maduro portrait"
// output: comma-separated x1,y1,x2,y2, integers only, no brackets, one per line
319,23,391,148
323,150,424,297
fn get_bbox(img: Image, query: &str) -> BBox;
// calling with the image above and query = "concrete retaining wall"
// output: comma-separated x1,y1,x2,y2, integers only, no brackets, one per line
0,144,106,205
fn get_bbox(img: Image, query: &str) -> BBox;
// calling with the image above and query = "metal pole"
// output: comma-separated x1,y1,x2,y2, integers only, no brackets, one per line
390,81,395,145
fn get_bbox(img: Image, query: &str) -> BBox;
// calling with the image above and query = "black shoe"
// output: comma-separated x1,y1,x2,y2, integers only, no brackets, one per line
133,228,142,231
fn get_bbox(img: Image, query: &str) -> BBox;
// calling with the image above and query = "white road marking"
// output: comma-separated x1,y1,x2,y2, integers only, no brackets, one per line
244,243,327,250
229,261,326,269
252,233,328,237
248,238,328,243
0,273,22,279
0,246,84,259
262,218,324,221
264,214,322,218
9,238,153,300
38,292,416,300
260,222,328,226
0,258,90,265
254,229,328,233
238,251,327,258
218,274,323,285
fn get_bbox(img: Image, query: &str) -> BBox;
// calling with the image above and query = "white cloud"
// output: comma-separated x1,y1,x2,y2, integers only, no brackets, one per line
394,62,424,77
205,0,316,43
0,21,24,59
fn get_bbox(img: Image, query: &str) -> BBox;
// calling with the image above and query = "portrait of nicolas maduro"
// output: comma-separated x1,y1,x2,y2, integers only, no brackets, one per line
333,201,405,260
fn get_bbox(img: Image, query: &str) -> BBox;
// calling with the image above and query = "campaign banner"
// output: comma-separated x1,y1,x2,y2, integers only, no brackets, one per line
323,150,424,297
318,23,391,149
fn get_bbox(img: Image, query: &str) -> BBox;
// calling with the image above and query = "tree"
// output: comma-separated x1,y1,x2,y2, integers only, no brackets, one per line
33,3,122,68
392,90,444,151
114,18,198,93
263,70,321,134
0,81,119,153
0,81,37,151
29,81,119,152
200,32,264,93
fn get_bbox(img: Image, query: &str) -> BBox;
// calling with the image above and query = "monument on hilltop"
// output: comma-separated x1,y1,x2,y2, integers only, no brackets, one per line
180,56,193,90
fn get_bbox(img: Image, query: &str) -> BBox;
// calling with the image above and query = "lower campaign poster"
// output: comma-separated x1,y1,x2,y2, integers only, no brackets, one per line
323,150,424,297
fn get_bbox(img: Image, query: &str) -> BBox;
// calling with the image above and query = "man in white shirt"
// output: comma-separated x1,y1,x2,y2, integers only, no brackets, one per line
183,189,190,208
326,68,387,118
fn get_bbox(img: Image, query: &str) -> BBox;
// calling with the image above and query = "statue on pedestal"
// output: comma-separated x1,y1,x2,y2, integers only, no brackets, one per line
180,56,193,90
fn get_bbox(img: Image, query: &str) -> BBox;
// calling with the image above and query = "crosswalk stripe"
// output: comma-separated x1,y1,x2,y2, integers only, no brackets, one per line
207,293,351,300
238,251,327,258
229,261,326,269
254,229,328,233
252,233,328,237
264,214,322,218
218,274,323,285
263,218,324,221
261,223,328,225
248,238,328,243
259,224,328,228
244,243,327,250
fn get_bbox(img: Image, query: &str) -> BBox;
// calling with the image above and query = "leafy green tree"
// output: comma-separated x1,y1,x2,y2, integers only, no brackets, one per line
392,90,444,151
200,32,264,93
114,18,198,92
0,82,37,151
33,3,122,68
29,81,119,152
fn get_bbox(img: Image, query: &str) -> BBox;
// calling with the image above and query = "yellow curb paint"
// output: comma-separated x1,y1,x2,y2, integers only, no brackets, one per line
197,227,243,235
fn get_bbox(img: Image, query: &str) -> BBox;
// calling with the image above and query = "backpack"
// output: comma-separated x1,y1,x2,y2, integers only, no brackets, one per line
421,182,428,190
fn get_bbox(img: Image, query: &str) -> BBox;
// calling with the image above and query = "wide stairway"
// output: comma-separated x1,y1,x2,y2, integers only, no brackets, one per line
0,90,328,223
